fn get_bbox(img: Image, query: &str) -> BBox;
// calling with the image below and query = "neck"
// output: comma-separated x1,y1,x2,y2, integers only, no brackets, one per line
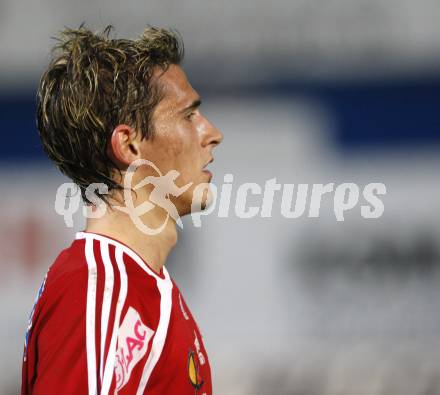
85,202,178,275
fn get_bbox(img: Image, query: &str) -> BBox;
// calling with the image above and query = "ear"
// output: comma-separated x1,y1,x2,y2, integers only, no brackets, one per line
107,124,141,167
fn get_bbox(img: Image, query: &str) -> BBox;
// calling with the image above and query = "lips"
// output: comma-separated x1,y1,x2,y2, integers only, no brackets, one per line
202,158,214,178
202,158,213,170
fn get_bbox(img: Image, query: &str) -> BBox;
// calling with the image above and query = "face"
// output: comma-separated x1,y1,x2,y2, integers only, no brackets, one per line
138,64,223,216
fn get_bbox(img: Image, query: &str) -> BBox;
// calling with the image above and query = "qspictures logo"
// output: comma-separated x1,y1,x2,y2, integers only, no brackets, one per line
55,159,386,235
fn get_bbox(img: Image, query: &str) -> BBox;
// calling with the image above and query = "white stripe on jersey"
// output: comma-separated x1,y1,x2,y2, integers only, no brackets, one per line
77,231,174,393
101,246,128,395
77,232,166,282
99,241,114,382
85,237,98,395
136,275,173,395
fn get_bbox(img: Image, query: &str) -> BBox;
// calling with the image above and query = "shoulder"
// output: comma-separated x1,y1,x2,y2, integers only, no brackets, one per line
40,232,175,326
41,238,87,299
27,233,176,393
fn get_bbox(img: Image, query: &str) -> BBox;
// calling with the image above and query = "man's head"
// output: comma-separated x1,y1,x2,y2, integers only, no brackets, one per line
38,25,222,218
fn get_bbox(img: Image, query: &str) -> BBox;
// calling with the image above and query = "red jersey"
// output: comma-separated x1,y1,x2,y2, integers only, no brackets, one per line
22,231,211,395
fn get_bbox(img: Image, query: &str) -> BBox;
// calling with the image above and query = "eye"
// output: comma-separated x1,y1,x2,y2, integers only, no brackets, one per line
185,111,196,121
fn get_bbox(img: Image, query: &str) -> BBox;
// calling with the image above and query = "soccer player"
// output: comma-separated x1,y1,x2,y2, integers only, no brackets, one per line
22,25,223,395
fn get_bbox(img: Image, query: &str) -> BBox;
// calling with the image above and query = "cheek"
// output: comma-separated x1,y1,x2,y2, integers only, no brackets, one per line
167,125,200,164
164,135,184,158
150,126,186,168
151,119,201,177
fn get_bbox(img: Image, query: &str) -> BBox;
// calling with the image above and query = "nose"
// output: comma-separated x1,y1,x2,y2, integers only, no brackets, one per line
203,118,223,148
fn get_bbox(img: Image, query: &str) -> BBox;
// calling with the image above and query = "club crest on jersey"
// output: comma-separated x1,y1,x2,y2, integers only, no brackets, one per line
115,306,154,390
188,350,204,391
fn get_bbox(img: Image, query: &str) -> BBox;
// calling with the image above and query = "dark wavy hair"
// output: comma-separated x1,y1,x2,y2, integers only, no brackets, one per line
37,24,184,203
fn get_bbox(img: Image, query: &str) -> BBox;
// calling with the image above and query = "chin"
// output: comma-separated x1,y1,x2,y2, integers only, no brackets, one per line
200,187,214,210
182,181,214,215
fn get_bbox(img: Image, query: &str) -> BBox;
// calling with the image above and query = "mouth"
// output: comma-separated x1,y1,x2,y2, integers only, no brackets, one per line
202,158,214,178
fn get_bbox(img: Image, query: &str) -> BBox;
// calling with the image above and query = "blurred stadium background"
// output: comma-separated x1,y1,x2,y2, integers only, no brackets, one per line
1,1,440,394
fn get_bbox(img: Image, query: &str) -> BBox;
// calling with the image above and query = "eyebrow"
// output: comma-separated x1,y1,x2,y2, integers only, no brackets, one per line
181,99,202,113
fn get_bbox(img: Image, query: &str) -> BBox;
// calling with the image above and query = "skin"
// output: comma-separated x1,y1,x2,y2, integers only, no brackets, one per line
86,64,223,274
